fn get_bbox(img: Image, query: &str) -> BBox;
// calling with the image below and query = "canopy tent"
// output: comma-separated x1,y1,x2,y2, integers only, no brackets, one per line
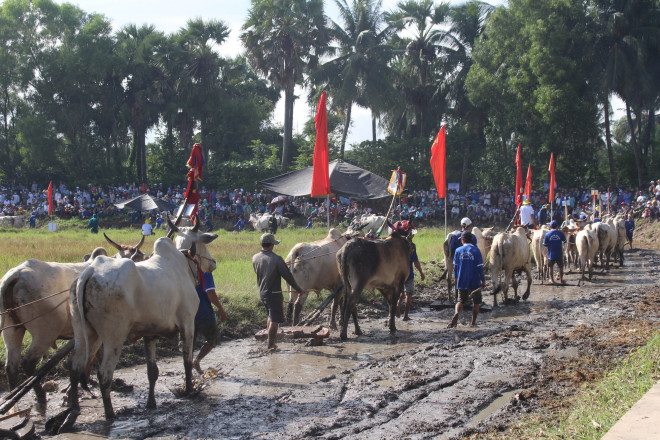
257,160,391,200
114,194,176,212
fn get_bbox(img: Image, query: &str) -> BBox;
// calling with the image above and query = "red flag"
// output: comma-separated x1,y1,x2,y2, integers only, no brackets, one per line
515,143,523,207
524,164,532,201
47,181,53,215
311,91,330,197
548,153,556,201
430,126,447,198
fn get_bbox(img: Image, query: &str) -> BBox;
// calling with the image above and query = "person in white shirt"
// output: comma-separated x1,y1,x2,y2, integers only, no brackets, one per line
519,200,536,228
142,218,153,236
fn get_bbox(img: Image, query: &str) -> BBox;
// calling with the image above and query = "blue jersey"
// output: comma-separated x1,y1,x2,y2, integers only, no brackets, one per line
195,272,216,325
450,231,478,256
453,244,485,291
624,220,635,238
408,247,419,281
543,229,566,261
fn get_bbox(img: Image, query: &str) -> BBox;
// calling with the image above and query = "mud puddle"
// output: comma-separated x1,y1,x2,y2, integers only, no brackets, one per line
13,247,660,439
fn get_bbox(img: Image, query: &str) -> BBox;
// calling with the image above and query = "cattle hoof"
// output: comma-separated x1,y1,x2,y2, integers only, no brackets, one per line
354,329,363,336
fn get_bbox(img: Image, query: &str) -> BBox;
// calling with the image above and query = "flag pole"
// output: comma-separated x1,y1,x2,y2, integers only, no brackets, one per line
444,196,447,238
326,195,330,230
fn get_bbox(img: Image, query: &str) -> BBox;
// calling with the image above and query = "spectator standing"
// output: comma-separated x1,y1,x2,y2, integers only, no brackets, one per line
88,213,98,234
28,212,37,228
625,214,635,249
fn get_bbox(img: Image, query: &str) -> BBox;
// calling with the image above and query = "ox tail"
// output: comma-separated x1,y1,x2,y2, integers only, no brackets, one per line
491,240,504,295
72,267,93,385
0,268,22,331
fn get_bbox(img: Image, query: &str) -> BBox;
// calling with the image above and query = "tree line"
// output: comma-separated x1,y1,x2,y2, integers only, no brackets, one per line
1,0,658,193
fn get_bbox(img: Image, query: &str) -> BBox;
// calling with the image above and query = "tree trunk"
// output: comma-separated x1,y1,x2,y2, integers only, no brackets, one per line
371,112,377,143
626,103,645,188
281,85,295,172
460,138,471,192
603,96,617,189
340,102,352,160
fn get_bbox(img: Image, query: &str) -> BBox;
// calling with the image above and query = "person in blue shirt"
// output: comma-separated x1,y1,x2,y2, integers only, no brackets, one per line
88,213,99,233
394,221,425,321
450,217,477,257
306,216,313,229
543,220,567,285
155,215,164,229
193,271,227,374
234,217,248,232
448,231,485,328
624,214,635,249
28,212,37,228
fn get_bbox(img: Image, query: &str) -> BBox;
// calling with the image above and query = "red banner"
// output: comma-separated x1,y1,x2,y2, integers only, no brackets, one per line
524,163,532,201
430,126,447,199
515,143,523,207
548,153,556,201
311,91,330,197
47,181,53,215
184,143,204,218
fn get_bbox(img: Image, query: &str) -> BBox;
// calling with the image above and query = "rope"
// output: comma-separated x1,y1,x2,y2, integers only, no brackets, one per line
287,234,346,264
0,297,68,333
0,288,69,316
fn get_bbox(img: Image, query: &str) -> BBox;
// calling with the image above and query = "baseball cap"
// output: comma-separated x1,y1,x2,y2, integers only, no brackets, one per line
260,233,280,246
550,220,558,228
523,200,530,205
460,217,472,227
580,214,587,220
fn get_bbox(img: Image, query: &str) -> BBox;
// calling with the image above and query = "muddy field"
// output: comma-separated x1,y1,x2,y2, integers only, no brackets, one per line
12,242,660,439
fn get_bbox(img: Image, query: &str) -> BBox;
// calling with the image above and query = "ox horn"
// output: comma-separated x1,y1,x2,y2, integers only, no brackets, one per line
134,234,145,250
166,215,179,235
104,233,123,251
192,214,200,233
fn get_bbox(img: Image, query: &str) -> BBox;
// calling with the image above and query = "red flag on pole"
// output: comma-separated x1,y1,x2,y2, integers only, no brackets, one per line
430,125,447,199
548,153,556,201
515,143,523,207
47,181,53,215
524,163,532,201
311,91,330,197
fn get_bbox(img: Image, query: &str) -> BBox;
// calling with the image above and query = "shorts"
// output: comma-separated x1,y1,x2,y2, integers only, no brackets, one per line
194,320,219,346
548,258,563,269
457,288,482,305
403,279,415,296
261,293,285,324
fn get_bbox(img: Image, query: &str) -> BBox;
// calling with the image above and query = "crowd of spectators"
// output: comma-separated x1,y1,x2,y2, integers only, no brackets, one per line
1,178,659,229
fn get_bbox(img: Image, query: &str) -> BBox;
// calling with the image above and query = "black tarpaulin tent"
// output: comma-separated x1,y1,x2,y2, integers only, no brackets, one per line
257,160,391,199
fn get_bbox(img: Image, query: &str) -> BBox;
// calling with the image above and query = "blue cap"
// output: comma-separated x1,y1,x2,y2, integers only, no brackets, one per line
550,220,558,228
580,214,587,220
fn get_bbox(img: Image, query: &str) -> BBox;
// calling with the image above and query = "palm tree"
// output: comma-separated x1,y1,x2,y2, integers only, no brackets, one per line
242,0,328,172
177,19,230,148
314,0,397,156
385,0,449,140
115,24,165,183
441,1,493,191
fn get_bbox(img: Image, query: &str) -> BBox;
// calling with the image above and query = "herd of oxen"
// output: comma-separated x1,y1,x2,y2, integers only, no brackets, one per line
0,211,629,432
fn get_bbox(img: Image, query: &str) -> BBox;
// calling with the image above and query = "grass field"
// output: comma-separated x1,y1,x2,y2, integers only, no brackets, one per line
0,220,449,365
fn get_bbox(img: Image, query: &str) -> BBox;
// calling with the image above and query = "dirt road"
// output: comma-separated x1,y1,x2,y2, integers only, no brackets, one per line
29,246,660,439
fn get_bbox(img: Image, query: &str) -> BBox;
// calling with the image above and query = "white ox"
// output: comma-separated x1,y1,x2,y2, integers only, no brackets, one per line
0,216,25,228
576,227,599,286
284,228,349,326
65,220,218,422
606,217,626,266
531,226,551,283
490,227,532,306
442,227,496,300
346,214,387,236
249,213,290,232
591,222,617,270
0,235,145,412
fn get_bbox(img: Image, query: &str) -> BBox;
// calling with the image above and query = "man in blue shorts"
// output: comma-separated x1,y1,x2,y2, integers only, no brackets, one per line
543,220,567,285
448,231,485,328
193,271,227,374
252,233,304,350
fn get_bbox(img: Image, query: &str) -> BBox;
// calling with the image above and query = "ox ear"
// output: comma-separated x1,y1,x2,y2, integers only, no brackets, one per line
199,232,218,244
104,233,123,251
166,215,179,235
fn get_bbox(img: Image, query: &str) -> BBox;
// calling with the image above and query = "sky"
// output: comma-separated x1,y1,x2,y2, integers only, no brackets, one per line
58,0,507,146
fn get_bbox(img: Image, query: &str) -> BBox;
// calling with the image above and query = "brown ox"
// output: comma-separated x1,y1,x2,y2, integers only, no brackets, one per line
490,227,532,306
336,230,410,341
284,228,349,325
